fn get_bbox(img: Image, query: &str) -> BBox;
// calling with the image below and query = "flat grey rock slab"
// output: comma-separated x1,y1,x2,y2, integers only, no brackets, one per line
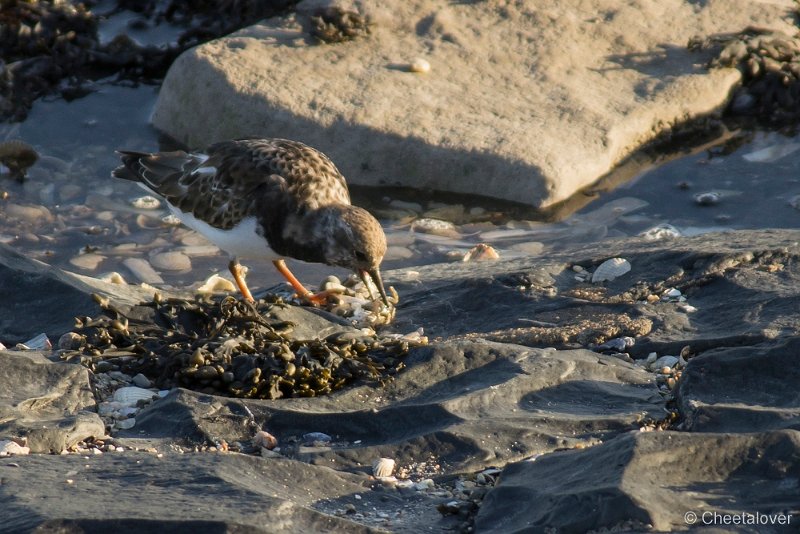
152,0,792,207
676,338,800,433
389,229,800,349
0,350,103,453
475,429,800,533
2,452,379,533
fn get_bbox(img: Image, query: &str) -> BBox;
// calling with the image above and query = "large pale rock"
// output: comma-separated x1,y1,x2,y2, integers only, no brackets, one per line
152,0,792,207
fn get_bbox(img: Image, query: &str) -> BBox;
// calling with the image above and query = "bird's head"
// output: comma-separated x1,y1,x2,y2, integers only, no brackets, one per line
326,205,389,306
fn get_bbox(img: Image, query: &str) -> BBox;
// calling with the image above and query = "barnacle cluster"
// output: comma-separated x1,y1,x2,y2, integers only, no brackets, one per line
693,28,800,125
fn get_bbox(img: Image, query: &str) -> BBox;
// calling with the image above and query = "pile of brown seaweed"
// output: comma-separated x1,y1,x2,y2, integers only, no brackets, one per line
60,293,424,399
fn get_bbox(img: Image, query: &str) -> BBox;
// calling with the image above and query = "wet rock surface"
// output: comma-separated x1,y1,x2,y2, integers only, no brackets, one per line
1,229,799,531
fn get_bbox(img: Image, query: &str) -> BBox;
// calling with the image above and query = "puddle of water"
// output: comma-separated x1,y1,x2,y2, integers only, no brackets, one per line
2,80,799,296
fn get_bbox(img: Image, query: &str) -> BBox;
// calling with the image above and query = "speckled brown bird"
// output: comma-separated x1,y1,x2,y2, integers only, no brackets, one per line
112,137,388,305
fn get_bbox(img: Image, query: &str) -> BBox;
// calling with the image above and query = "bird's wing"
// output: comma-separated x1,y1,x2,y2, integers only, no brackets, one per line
113,138,351,230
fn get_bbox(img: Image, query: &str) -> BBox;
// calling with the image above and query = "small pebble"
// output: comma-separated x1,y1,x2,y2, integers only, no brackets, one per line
694,192,720,206
132,373,152,388
253,430,277,450
116,418,136,430
409,58,431,73
58,332,85,350
150,251,192,271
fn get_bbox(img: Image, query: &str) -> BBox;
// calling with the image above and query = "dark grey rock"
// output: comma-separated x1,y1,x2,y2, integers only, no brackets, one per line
475,430,800,533
1,452,380,533
118,340,664,472
676,338,800,433
0,350,103,452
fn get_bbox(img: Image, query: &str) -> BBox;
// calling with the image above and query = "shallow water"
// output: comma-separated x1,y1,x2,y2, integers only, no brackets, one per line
2,81,799,298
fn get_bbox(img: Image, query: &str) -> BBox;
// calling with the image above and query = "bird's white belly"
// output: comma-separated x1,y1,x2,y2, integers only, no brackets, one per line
169,206,280,261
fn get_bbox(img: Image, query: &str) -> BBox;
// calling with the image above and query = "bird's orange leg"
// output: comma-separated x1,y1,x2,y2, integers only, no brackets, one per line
272,259,328,304
228,259,255,303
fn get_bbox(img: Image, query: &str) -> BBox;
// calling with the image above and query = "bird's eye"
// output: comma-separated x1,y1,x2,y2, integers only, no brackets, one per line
355,251,368,262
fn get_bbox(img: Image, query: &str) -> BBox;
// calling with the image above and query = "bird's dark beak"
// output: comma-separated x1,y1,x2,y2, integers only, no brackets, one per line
360,268,389,307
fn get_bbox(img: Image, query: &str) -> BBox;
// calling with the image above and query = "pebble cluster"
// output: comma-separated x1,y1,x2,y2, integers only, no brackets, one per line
60,293,426,400
694,29,800,124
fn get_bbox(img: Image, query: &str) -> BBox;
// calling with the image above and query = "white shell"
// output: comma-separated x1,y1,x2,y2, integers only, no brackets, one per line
131,195,161,210
113,386,156,406
591,258,631,283
197,274,236,294
0,440,30,456
21,333,52,351
372,457,396,478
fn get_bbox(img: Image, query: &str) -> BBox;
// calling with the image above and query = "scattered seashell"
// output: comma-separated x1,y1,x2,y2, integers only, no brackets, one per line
663,288,682,298
113,386,157,406
196,274,236,294
409,58,431,73
253,430,277,450
122,258,164,284
150,251,192,271
180,245,220,256
463,243,500,262
69,253,106,271
4,203,53,223
0,440,30,456
161,214,182,225
99,272,127,285
596,336,634,352
372,457,396,478
591,258,631,283
639,223,682,240
411,218,459,237
20,333,51,351
694,192,720,206
131,195,161,210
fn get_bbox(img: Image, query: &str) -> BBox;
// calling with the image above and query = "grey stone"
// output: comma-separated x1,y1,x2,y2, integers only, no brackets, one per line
475,430,800,532
0,350,103,453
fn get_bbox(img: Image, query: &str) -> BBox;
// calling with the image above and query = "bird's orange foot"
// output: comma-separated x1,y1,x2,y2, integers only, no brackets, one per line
299,289,336,306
